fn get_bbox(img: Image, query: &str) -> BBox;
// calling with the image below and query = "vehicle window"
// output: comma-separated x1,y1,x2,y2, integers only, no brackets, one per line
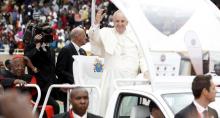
114,94,149,118
114,93,164,118
162,92,220,115
140,0,195,36
162,93,193,114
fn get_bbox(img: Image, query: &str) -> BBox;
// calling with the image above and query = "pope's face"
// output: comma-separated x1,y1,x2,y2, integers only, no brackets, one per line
113,12,128,34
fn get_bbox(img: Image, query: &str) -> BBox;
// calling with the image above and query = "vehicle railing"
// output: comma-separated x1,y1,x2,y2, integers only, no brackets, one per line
39,84,101,118
16,84,41,114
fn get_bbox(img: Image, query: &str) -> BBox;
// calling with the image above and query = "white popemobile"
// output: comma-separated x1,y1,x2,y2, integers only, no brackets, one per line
103,0,220,118
104,78,220,118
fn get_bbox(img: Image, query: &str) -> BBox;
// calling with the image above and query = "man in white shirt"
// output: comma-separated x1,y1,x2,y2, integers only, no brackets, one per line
175,75,218,118
54,87,102,118
88,9,149,116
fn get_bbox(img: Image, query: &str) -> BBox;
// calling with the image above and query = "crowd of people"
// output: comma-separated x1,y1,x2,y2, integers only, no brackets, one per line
0,0,117,54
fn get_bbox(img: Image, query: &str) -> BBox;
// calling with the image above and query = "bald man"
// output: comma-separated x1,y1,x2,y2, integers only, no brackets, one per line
88,9,148,115
54,87,102,118
55,27,87,111
56,27,87,85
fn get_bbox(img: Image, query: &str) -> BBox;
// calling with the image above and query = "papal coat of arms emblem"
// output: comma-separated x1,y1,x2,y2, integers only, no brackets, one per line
93,58,104,72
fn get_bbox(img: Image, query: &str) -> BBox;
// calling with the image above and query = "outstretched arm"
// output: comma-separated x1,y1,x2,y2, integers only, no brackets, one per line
88,9,106,56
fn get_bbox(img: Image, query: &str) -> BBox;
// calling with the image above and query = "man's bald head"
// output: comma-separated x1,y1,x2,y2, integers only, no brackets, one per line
70,27,87,47
70,27,85,40
70,87,89,98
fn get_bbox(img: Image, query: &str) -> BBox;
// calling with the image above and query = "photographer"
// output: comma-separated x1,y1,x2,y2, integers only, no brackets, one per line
23,23,60,115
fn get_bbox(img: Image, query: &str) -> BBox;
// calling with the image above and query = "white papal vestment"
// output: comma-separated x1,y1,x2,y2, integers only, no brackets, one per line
88,25,147,116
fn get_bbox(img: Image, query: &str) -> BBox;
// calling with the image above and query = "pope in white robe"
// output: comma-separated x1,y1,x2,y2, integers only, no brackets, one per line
88,9,148,116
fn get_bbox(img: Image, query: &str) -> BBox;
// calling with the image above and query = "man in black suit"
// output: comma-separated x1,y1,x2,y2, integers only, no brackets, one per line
56,27,87,84
55,27,87,111
54,87,102,118
175,75,218,118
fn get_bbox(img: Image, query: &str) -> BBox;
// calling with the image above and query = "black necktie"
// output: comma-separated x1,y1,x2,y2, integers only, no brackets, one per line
79,48,86,55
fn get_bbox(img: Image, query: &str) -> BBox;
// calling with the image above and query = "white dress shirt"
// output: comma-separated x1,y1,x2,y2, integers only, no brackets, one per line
193,100,208,118
73,111,87,118
72,41,80,55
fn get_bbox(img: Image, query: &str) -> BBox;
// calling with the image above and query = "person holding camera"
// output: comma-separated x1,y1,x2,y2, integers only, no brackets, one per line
24,27,60,115
24,23,56,85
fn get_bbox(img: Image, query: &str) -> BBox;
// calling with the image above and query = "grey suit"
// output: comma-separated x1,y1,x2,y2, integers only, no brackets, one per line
175,103,218,118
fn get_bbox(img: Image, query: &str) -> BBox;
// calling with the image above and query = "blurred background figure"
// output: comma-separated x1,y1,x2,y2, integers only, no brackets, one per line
0,90,35,118
0,84,3,95
0,59,12,76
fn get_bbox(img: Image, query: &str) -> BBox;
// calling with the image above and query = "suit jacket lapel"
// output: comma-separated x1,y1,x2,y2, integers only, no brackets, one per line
191,103,218,118
208,107,217,118
69,43,78,56
87,112,98,118
189,103,200,118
